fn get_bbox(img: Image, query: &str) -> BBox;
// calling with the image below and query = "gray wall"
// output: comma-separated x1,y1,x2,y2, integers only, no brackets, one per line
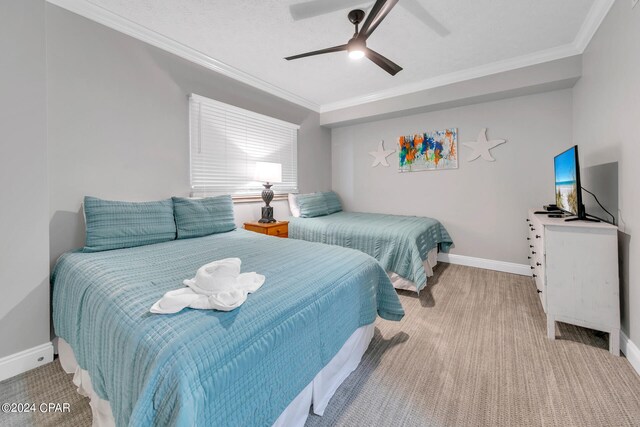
46,5,331,266
0,0,51,358
572,0,640,344
332,89,573,265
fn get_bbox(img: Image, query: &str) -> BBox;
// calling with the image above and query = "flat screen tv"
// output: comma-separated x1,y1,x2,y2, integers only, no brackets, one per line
553,145,601,222
554,145,582,217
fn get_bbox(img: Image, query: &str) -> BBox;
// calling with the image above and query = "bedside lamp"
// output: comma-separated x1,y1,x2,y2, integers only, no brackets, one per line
254,161,282,223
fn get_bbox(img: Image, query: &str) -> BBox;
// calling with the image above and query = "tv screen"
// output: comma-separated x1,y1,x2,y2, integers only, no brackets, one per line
554,145,581,216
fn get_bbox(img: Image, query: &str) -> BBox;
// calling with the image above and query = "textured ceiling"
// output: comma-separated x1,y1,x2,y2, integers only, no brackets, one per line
86,0,595,107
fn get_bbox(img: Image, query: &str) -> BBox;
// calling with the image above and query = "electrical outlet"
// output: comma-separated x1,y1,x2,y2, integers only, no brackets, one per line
633,0,639,9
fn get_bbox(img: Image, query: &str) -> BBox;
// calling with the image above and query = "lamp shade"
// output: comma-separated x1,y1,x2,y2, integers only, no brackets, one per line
254,162,282,183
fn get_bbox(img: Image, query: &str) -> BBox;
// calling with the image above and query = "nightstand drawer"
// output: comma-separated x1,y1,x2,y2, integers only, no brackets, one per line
243,221,289,238
267,225,288,237
244,224,268,234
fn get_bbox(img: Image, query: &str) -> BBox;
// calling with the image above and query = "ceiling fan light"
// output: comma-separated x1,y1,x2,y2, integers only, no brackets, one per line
347,37,366,60
348,49,365,60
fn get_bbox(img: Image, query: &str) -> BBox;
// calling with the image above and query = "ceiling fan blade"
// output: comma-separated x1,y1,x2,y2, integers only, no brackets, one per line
358,0,399,40
290,0,365,21
365,48,402,76
285,44,348,61
290,0,449,38
402,0,449,37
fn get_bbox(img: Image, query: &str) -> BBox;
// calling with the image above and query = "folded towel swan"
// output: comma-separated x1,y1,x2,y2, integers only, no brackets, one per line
150,258,265,313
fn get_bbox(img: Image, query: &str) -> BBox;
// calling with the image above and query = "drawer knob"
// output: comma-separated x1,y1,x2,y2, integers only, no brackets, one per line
532,251,536,254
527,256,531,259
526,219,530,222
536,235,541,239
536,289,542,293
533,274,537,278
527,237,531,240
529,245,534,248
530,266,535,270
536,262,542,266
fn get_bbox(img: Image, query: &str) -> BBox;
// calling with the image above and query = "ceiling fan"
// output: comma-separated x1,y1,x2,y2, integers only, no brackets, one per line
290,0,449,37
285,0,403,76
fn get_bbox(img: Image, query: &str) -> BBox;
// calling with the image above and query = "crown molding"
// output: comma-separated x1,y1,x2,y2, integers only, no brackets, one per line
320,0,614,113
573,0,615,52
319,43,581,113
46,0,321,113
47,0,614,115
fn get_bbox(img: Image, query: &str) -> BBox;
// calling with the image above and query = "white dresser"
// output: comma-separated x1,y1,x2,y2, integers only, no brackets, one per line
527,209,620,355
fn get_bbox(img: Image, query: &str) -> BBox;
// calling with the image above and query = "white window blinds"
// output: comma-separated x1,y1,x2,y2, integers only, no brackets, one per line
189,94,299,196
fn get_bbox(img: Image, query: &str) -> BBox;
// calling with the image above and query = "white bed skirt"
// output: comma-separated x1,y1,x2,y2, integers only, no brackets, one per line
58,323,375,427
388,247,438,292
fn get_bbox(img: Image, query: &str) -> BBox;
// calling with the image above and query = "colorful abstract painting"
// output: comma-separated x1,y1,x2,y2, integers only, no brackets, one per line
398,128,458,172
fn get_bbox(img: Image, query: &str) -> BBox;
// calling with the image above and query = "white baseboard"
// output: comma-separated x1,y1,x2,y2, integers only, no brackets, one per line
437,253,532,276
620,331,640,376
0,342,54,382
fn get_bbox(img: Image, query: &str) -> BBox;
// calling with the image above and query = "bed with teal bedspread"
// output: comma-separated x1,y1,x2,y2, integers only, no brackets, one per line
52,229,403,426
288,211,453,292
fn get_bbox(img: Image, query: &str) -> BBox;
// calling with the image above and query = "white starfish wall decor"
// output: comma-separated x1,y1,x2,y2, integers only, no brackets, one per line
369,140,396,167
462,128,506,162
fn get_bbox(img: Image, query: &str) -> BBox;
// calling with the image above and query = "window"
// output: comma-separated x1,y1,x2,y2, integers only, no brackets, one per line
189,94,299,197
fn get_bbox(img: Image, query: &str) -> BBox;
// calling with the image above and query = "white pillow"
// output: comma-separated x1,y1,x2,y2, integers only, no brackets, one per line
288,193,301,217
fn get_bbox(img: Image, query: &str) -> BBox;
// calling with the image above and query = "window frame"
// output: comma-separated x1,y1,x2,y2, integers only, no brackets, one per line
188,94,300,198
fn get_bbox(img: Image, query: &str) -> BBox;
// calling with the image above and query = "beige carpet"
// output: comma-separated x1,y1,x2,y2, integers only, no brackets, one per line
1,264,639,426
0,359,90,427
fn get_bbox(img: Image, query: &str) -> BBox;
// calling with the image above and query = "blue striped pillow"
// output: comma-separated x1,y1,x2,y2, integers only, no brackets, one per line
172,195,236,239
322,192,342,214
83,196,176,252
297,193,329,218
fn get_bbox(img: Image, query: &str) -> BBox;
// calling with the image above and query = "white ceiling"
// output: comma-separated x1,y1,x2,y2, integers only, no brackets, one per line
83,0,599,110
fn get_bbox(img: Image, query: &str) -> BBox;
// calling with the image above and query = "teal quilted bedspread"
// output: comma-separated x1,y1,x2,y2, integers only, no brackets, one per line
288,212,453,292
52,229,403,426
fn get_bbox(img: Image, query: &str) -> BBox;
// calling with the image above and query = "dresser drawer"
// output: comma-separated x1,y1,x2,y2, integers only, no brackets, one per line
528,213,546,311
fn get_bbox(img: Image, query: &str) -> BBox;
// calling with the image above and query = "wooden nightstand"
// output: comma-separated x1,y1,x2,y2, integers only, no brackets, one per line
244,221,289,238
